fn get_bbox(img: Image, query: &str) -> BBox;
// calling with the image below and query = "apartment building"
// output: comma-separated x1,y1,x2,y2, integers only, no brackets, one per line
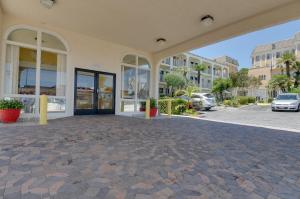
159,53,238,96
248,32,300,99
214,56,239,73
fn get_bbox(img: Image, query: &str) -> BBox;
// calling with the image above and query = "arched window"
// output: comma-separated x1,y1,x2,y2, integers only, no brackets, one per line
121,55,151,113
3,27,68,115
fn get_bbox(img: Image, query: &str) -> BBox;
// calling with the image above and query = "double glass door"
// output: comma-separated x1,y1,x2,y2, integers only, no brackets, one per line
74,68,115,115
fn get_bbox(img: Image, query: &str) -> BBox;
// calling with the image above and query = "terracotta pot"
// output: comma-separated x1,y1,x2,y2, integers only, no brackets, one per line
0,109,21,123
150,108,157,117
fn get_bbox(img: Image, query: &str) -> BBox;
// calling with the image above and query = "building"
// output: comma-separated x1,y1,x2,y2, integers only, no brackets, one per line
159,53,236,96
214,56,239,73
0,0,298,119
248,32,300,99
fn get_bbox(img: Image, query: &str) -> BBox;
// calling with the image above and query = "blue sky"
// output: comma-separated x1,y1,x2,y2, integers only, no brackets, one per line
191,19,300,68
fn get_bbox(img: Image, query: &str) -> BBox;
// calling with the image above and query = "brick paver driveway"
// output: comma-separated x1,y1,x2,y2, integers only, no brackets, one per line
0,116,300,199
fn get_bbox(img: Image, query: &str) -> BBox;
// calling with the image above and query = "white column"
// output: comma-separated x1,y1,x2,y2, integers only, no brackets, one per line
221,66,224,78
152,61,160,100
211,65,214,89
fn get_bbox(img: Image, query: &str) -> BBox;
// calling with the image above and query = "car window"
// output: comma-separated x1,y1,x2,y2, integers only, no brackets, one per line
204,94,213,98
277,95,297,100
191,94,201,98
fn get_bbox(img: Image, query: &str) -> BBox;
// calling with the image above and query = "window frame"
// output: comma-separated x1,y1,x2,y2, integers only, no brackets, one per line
121,54,151,113
1,25,69,117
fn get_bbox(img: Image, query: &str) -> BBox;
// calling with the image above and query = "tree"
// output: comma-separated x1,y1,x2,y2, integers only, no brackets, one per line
212,78,232,101
268,75,290,93
175,85,200,100
193,63,208,86
174,66,190,81
277,52,295,91
293,61,300,88
277,52,295,78
164,72,186,96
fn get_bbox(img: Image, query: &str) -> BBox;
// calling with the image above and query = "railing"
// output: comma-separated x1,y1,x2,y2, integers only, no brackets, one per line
144,98,172,119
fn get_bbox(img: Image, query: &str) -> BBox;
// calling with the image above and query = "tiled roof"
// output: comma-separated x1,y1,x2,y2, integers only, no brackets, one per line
252,32,300,55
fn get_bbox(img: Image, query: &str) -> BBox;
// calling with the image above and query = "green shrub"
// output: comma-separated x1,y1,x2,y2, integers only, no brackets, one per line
223,100,232,106
174,104,187,114
290,88,300,94
267,98,273,103
258,100,264,103
158,98,188,115
231,100,240,107
247,97,256,103
0,99,24,110
150,98,157,108
237,96,249,105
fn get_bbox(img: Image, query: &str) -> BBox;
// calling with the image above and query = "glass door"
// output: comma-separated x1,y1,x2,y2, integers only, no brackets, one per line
74,69,115,115
97,73,115,114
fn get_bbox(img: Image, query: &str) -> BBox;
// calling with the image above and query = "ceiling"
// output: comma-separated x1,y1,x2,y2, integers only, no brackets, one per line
0,0,297,54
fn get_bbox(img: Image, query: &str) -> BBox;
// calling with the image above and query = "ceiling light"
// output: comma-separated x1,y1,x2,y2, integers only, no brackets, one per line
156,38,167,46
201,15,214,26
40,0,55,9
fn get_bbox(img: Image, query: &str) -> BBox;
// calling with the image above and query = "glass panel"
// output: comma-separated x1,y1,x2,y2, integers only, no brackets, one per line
48,98,66,112
42,33,66,51
120,101,135,112
4,96,35,114
8,29,37,46
122,55,136,65
122,66,136,99
76,71,95,109
40,51,66,96
5,46,37,95
137,69,150,99
138,57,150,69
98,74,114,110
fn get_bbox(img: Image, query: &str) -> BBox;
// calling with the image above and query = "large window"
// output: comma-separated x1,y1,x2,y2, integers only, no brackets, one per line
121,55,151,113
3,27,68,115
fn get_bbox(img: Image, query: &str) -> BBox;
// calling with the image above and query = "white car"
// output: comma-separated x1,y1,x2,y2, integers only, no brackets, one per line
191,93,216,111
271,93,300,112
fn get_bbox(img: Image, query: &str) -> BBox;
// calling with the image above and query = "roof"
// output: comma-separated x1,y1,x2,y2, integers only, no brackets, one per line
252,32,300,55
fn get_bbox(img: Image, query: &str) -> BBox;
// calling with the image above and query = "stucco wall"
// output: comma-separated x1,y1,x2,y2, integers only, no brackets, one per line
0,15,156,117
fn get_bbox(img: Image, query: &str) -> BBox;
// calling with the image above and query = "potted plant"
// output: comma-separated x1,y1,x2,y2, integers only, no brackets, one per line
150,98,157,117
0,99,24,123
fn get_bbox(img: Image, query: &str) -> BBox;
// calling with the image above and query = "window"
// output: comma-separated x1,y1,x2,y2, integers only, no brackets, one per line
255,56,260,62
267,54,271,60
276,52,281,58
121,55,151,112
3,27,68,115
159,88,164,94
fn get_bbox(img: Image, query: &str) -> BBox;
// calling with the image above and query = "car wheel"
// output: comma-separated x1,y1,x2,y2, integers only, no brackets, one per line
205,107,211,111
297,105,300,112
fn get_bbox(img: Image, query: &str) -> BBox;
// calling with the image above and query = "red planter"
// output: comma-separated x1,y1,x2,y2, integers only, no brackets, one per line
0,109,21,123
150,108,157,117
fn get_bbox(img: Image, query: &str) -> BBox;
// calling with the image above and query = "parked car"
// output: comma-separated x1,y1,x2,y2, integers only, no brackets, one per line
191,93,216,111
271,93,300,112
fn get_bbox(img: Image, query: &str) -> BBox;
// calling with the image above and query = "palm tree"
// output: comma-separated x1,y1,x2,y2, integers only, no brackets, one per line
277,52,295,78
193,63,208,86
293,61,300,88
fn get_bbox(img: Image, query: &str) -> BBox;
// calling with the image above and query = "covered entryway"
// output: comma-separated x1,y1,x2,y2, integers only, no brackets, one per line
74,68,116,115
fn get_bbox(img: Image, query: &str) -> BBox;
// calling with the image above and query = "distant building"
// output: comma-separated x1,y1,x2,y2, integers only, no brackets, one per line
248,32,300,99
159,53,238,96
214,56,239,74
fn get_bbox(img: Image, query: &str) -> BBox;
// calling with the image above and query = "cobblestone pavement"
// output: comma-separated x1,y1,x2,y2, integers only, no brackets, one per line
201,105,300,132
0,115,300,199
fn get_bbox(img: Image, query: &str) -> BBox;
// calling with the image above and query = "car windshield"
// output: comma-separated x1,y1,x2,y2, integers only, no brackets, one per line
204,94,213,98
277,95,297,100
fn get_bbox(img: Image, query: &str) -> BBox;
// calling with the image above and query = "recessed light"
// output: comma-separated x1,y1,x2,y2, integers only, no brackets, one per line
40,0,56,9
156,38,167,46
201,15,214,26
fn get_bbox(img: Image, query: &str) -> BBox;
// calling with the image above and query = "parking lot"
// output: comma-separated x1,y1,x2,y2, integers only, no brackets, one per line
200,105,300,132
